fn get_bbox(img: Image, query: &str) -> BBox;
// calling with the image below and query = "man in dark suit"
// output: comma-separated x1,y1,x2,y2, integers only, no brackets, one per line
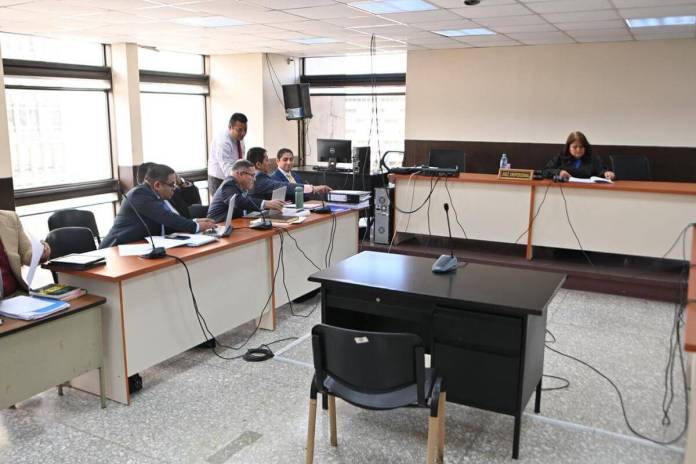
270,148,331,197
207,159,284,222
101,164,216,248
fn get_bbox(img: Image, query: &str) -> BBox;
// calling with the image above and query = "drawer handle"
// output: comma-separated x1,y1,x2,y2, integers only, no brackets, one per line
375,297,381,303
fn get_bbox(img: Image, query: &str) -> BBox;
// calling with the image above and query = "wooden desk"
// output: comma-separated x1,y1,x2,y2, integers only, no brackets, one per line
57,210,359,404
393,173,696,260
0,295,106,409
309,251,565,459
682,228,696,464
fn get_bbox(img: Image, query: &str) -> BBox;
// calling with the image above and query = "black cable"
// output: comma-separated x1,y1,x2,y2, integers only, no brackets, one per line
541,375,570,392
394,176,440,214
443,176,468,239
557,184,595,266
275,230,317,319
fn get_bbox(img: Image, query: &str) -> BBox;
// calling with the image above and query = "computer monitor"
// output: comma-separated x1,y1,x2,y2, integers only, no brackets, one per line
428,149,466,172
318,139,352,169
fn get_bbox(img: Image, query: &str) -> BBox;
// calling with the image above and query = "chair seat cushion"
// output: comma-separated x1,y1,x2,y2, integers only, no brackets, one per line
324,368,433,411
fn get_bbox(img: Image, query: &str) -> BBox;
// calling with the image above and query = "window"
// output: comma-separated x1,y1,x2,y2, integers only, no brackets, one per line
139,49,208,174
141,93,207,172
302,54,407,170
0,32,104,66
6,89,112,189
138,48,204,74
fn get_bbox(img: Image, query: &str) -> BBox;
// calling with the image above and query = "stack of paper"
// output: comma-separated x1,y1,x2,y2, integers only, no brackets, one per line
0,295,69,321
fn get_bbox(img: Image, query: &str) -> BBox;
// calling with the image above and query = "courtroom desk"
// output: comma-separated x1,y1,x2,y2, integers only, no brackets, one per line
0,295,106,409
309,251,565,459
293,166,388,192
392,173,696,260
56,210,358,405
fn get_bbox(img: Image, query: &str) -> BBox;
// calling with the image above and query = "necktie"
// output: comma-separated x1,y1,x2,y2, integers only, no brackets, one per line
287,172,297,183
237,139,243,160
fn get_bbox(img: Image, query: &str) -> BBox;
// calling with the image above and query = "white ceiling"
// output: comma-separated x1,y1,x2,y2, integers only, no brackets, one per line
0,0,695,57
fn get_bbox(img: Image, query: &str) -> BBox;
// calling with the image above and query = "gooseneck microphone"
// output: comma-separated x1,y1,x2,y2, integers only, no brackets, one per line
431,202,458,273
120,188,166,259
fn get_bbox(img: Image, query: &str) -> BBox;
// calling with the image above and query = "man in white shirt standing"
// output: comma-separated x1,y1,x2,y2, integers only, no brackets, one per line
207,113,247,197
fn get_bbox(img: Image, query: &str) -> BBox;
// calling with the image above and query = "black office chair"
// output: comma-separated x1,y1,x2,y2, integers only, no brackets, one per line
428,148,466,172
178,183,202,206
45,227,97,283
307,324,446,464
48,209,100,245
188,204,209,219
609,154,652,181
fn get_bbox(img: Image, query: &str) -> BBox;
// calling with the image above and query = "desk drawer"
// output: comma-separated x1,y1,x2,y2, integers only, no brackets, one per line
434,307,521,356
325,285,430,323
434,343,519,413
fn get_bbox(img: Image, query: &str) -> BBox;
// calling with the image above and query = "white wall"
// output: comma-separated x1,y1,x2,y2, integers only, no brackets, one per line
262,54,299,158
406,39,696,147
209,54,264,149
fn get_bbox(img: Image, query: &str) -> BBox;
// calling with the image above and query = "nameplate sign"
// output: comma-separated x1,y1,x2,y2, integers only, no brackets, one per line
498,168,535,180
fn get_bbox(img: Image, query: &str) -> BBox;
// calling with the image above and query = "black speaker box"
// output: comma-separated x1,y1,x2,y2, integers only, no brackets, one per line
282,83,312,120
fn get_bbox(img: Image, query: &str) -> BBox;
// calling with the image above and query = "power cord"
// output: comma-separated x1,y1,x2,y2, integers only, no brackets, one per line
443,176,469,239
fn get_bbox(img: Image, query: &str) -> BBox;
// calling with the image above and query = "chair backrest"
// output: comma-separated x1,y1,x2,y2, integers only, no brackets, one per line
48,209,100,244
45,227,97,259
188,204,209,219
610,154,652,181
311,324,426,402
178,183,202,206
428,149,466,172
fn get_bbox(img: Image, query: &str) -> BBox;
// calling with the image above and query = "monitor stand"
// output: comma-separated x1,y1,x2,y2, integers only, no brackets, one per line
327,157,337,171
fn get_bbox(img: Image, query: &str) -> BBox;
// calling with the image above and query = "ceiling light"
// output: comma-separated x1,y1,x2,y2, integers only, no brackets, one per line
433,28,495,37
171,16,247,27
292,37,340,45
350,0,436,15
625,16,696,28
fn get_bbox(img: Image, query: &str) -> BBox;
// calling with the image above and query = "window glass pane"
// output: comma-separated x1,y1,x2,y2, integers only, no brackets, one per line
138,48,204,74
6,89,112,189
304,53,406,75
310,86,405,95
141,93,207,171
0,32,104,66
4,76,111,90
307,94,405,170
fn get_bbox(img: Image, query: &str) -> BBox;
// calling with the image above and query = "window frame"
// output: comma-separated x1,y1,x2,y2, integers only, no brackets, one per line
3,51,116,206
139,68,210,179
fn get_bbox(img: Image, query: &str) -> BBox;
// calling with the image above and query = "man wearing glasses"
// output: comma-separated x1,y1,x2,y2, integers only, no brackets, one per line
101,164,216,248
207,159,284,222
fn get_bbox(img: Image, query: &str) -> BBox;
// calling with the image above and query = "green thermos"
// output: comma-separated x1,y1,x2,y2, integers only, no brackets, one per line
295,185,304,209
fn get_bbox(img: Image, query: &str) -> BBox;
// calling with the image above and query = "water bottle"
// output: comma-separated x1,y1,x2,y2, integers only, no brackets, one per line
295,185,304,209
500,153,509,170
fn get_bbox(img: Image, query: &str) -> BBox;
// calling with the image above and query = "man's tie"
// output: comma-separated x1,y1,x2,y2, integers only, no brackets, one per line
237,139,243,160
286,172,297,183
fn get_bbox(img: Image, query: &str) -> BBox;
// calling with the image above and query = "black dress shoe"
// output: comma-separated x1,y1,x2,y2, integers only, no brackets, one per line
128,373,143,394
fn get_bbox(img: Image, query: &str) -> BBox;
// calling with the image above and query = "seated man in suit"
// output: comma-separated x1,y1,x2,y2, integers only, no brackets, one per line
0,210,50,299
101,164,216,248
271,148,331,198
207,159,285,222
137,162,192,218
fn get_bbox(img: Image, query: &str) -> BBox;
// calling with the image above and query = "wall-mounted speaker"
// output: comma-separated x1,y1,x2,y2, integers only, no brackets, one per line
282,83,312,120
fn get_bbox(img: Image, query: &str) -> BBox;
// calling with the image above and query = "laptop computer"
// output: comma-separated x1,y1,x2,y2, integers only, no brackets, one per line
204,194,236,237
245,186,287,218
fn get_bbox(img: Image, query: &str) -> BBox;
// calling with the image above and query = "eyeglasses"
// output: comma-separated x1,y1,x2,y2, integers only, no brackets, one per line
240,171,254,177
163,181,177,188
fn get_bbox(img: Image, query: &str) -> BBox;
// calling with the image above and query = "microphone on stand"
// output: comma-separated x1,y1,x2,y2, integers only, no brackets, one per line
314,188,331,214
119,188,166,259
432,203,458,273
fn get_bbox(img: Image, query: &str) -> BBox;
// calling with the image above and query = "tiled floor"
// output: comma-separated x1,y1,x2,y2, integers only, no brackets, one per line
0,289,688,463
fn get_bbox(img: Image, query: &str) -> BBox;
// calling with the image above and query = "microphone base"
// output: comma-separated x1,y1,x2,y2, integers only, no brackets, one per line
314,205,332,214
250,220,273,230
432,255,458,273
140,247,167,259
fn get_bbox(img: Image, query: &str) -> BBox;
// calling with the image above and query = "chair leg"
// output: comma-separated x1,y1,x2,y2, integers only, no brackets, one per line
437,391,446,464
306,398,318,464
328,394,338,447
426,415,440,464
57,384,64,396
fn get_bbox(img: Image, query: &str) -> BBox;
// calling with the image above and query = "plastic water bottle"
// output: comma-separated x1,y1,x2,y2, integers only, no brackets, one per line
295,185,304,209
500,153,510,169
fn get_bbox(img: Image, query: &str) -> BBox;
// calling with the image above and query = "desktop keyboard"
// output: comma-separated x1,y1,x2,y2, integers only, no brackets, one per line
312,166,355,173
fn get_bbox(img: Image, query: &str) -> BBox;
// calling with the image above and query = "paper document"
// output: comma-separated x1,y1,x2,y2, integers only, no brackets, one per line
0,295,69,320
568,176,613,184
26,234,44,291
